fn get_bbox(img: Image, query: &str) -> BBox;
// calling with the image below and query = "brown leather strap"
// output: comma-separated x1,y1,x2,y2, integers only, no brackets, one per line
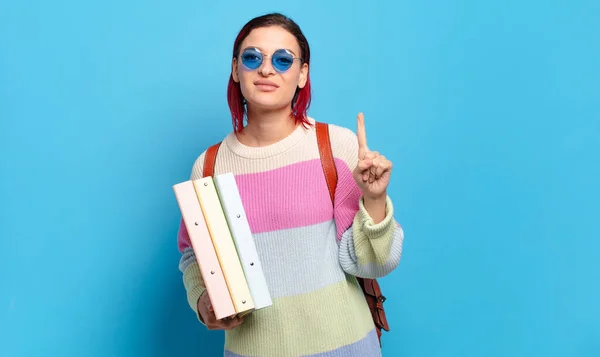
360,278,390,332
315,121,337,204
315,121,390,346
203,142,221,177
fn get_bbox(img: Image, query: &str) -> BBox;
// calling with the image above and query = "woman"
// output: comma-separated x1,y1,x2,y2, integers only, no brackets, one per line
177,12,404,357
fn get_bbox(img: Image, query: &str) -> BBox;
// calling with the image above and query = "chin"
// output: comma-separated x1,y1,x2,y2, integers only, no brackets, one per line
247,93,291,111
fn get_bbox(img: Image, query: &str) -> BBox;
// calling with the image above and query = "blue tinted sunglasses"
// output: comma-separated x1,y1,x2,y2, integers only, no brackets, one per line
240,48,302,73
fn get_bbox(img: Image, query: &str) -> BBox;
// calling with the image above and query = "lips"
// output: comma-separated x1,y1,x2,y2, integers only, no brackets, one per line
254,80,279,91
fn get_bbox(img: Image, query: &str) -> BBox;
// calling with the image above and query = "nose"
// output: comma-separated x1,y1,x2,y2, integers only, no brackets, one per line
258,55,275,76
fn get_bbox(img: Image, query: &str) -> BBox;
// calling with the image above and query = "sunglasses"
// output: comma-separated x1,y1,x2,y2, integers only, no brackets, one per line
240,48,303,73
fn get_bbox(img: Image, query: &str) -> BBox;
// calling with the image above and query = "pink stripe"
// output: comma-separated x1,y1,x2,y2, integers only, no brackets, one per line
333,158,361,240
177,157,364,245
177,218,192,253
235,159,334,234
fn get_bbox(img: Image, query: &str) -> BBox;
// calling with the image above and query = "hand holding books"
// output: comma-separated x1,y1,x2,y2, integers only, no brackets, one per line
198,290,244,330
173,173,273,325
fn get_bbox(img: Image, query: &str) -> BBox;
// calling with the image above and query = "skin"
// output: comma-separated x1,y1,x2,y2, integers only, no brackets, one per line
232,25,308,147
197,25,393,330
354,112,393,223
197,289,244,330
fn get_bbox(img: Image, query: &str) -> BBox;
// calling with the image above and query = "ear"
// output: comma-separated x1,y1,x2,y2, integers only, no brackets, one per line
232,57,240,83
298,62,309,88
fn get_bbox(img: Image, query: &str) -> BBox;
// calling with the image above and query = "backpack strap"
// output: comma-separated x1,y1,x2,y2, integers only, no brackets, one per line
202,142,221,177
315,121,338,204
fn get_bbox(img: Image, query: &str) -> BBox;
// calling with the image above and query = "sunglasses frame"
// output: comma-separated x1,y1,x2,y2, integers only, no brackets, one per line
239,47,303,73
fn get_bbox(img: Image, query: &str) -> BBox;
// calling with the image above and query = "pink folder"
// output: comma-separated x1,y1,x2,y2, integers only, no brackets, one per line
173,180,236,320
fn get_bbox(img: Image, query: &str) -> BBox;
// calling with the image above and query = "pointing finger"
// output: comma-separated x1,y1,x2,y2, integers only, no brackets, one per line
357,112,369,158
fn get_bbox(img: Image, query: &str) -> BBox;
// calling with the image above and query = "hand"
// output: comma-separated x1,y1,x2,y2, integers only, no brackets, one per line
352,112,393,200
197,291,244,330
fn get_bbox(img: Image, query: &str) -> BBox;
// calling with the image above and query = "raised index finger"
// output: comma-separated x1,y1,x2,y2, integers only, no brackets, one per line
357,112,368,157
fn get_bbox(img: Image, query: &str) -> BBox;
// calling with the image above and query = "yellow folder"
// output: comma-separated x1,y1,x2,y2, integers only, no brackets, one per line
193,177,255,315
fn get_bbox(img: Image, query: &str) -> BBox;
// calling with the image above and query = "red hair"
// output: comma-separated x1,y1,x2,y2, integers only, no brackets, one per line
227,13,312,133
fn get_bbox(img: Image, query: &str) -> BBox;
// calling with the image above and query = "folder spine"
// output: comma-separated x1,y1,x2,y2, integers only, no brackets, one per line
193,177,255,315
172,181,236,320
214,173,273,310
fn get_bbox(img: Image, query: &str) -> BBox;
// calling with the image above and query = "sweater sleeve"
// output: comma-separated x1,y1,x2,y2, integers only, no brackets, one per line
328,125,404,279
176,152,207,323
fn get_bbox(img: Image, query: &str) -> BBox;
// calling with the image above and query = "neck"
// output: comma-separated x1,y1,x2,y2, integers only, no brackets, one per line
238,105,298,147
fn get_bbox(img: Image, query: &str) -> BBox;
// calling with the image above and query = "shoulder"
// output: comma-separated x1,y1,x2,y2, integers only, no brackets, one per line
189,151,206,180
188,140,225,180
314,120,358,170
326,122,358,145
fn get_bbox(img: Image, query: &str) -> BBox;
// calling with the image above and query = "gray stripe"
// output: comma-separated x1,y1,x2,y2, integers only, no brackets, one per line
338,224,404,279
178,247,197,273
224,328,381,357
253,219,347,299
178,220,349,299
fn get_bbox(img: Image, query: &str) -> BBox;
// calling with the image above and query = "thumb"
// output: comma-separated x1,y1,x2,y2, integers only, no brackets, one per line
356,157,373,172
201,292,213,311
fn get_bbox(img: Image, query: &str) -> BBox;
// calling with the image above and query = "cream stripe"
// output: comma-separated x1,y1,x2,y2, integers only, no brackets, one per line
189,136,321,177
189,119,360,178
215,136,320,175
181,260,205,320
339,223,404,279
329,123,360,172
223,277,374,357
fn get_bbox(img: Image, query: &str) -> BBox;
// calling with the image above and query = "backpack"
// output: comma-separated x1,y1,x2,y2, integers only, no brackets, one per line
201,121,390,346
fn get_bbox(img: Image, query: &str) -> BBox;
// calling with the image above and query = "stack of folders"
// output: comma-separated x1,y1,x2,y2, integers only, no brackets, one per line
173,173,272,320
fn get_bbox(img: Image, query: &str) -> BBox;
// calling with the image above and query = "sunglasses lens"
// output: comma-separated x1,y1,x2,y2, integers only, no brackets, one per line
272,50,294,72
241,49,262,69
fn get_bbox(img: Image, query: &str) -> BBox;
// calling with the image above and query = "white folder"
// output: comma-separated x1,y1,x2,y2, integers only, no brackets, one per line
214,173,273,310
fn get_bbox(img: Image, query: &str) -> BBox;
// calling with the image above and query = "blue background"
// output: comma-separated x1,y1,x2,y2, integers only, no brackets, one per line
1,0,598,356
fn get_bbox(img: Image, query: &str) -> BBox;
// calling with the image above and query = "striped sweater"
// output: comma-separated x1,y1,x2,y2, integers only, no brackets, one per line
177,117,404,357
